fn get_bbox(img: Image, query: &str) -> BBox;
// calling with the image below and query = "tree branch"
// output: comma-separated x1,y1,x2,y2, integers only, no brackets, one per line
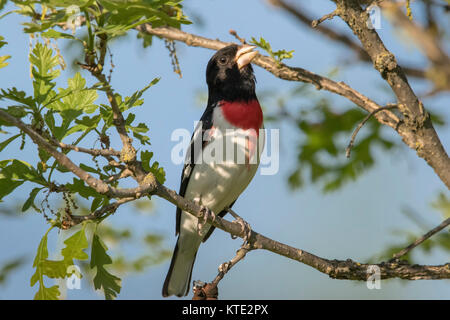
78,34,139,169
193,244,252,300
154,185,450,281
266,0,430,82
0,109,448,282
0,109,157,199
381,1,450,91
136,24,399,128
56,141,121,158
311,9,338,28
63,197,135,228
391,217,450,261
331,0,450,189
136,22,450,189
346,104,398,158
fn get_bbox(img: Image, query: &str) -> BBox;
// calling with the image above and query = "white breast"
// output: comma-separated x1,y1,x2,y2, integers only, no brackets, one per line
180,106,265,237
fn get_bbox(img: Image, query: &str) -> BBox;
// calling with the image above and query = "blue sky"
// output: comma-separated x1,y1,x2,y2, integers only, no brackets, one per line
0,0,449,299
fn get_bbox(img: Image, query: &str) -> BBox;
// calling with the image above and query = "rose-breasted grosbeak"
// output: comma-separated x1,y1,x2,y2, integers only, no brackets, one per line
163,44,264,297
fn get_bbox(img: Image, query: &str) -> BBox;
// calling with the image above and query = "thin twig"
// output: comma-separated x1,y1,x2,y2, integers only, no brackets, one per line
103,168,133,184
346,105,398,158
226,207,241,220
229,29,246,44
311,10,338,28
57,141,120,157
390,217,450,261
193,243,252,300
212,244,251,286
63,197,135,228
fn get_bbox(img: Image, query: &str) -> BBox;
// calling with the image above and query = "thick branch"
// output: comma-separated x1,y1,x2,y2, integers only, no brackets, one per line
330,0,450,189
136,23,450,189
267,0,429,81
155,184,450,281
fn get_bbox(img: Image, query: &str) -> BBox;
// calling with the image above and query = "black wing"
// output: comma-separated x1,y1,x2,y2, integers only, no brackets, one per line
175,105,215,235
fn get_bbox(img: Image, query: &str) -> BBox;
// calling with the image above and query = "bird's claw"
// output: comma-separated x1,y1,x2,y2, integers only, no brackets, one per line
218,261,231,274
197,206,215,235
231,216,252,244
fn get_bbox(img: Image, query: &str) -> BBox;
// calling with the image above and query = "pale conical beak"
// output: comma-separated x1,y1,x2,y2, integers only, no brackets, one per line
235,45,258,70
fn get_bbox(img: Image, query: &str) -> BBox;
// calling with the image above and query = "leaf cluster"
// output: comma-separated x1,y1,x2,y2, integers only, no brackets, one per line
31,222,122,300
250,36,294,65
264,85,397,192
0,42,164,216
0,1,175,299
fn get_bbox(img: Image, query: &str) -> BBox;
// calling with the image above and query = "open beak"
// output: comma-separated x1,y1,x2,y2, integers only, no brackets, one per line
235,45,258,70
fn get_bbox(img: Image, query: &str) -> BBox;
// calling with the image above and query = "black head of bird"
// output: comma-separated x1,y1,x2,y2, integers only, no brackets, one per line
206,44,258,104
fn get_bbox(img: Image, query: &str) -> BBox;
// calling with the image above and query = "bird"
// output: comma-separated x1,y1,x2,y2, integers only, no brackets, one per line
162,44,265,297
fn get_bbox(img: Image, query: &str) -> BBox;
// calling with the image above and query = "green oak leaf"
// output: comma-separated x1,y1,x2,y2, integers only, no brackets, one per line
41,29,76,40
31,225,90,300
22,187,44,212
141,151,165,184
0,134,21,152
62,227,90,262
0,179,23,202
31,227,61,300
34,285,60,300
0,87,37,110
47,72,98,113
0,160,47,201
29,43,60,104
90,233,121,300
66,178,102,200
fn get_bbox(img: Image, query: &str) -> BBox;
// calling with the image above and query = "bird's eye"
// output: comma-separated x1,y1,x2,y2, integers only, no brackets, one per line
218,56,228,65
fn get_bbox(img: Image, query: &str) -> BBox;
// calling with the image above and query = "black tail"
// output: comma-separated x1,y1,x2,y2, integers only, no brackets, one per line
162,237,198,297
